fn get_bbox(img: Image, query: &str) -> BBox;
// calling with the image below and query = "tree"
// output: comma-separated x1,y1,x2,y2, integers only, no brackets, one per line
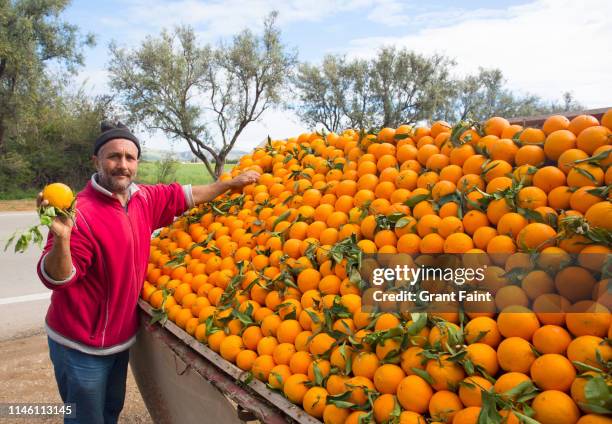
443,68,539,121
0,0,94,150
0,79,113,193
369,47,454,127
550,91,584,114
294,47,455,131
343,58,378,130
109,12,297,179
441,68,586,122
153,154,179,184
293,55,351,132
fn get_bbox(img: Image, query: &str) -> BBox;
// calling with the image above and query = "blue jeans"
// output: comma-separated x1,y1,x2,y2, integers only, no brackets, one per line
48,337,129,424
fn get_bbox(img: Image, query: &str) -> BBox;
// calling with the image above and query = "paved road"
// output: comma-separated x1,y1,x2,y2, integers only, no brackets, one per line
0,212,51,341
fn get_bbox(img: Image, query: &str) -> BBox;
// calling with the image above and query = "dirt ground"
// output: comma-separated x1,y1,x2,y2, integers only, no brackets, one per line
0,332,152,423
0,199,36,212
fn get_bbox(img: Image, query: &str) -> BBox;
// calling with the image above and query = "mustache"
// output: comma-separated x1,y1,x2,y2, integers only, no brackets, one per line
111,170,133,177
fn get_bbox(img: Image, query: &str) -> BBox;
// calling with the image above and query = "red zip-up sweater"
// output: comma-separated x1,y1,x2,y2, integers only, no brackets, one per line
37,176,190,355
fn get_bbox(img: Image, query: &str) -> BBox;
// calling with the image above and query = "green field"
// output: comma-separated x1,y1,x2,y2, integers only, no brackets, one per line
136,162,235,185
0,162,236,200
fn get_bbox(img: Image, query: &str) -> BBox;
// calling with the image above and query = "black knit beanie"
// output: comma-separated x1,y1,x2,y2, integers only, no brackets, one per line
94,121,141,158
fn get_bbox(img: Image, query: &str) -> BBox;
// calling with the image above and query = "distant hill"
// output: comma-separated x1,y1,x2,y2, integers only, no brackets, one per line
141,148,249,162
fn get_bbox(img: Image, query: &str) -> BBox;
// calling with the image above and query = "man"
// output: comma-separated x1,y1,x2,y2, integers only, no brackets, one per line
36,121,259,423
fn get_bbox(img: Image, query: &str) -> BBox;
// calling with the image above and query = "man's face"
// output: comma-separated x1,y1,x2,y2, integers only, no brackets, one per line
93,139,139,193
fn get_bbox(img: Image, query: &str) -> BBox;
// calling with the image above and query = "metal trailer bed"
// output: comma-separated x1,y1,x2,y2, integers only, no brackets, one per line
130,300,323,424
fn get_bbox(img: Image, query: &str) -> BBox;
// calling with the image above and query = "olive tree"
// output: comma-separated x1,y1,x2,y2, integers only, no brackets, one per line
442,68,585,122
293,55,351,133
294,47,455,131
109,12,297,179
369,47,454,127
0,0,94,150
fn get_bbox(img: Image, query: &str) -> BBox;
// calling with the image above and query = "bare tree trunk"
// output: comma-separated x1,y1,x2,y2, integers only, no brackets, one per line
214,155,225,180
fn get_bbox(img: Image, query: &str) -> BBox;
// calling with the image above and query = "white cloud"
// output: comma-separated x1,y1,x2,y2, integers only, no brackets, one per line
78,0,612,155
112,0,376,43
345,0,612,108
71,68,110,95
137,108,306,152
235,108,306,150
367,0,410,26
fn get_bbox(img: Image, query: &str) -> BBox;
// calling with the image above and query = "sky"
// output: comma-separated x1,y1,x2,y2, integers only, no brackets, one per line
62,0,612,153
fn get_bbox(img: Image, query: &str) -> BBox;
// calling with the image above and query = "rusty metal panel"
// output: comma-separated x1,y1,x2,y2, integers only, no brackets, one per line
130,314,245,424
134,300,324,424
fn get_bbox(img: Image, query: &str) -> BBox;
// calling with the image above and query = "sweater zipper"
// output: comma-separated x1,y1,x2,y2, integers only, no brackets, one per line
123,201,140,334
124,206,139,305
100,199,138,348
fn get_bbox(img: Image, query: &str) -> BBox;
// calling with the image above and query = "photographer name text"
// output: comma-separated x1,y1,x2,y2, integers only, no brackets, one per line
372,289,492,303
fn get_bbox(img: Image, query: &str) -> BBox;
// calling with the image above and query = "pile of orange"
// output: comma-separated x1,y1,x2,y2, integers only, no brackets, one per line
142,110,612,424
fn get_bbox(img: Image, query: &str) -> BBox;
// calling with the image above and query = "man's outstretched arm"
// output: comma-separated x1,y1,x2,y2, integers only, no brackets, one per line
191,170,260,205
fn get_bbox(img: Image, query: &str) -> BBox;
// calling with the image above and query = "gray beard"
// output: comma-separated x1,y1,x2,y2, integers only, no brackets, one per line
96,172,133,193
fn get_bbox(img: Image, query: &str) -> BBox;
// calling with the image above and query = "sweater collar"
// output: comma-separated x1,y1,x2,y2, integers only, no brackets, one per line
90,173,140,200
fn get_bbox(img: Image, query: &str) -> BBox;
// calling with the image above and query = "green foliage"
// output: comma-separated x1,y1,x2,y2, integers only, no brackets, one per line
0,152,34,193
295,47,452,131
152,154,179,184
440,68,586,122
295,55,587,130
0,82,111,194
108,11,297,180
0,188,39,200
293,55,353,132
369,47,455,127
0,0,94,148
5,200,75,253
294,47,455,130
0,0,99,196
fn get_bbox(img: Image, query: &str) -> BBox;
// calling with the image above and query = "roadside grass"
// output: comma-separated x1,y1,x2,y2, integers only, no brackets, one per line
0,188,39,201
